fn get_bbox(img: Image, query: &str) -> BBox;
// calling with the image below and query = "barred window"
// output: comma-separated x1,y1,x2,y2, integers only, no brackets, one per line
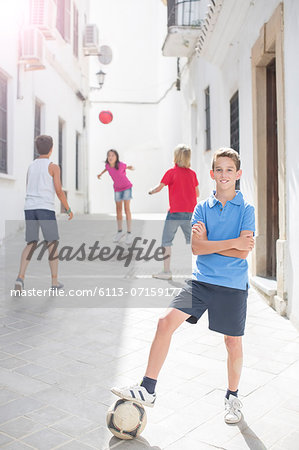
58,119,64,184
0,72,7,174
230,91,240,188
75,132,80,190
205,86,211,151
230,91,239,153
34,101,41,159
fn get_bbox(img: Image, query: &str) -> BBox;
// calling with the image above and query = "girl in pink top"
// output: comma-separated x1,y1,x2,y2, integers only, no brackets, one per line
97,149,134,244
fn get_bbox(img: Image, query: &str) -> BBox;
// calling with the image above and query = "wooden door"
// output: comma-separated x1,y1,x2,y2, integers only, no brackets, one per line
266,59,279,278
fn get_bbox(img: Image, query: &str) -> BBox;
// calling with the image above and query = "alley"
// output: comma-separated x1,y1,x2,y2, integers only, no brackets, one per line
0,216,298,449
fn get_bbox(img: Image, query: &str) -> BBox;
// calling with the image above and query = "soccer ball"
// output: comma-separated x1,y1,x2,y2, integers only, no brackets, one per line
106,399,147,440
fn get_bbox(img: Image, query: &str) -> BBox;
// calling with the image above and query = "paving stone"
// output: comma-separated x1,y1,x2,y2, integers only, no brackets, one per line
117,436,162,449
0,388,20,405
0,396,44,424
251,358,289,374
187,412,244,448
225,432,268,450
164,435,220,450
25,405,70,426
14,363,50,378
0,416,44,438
3,343,32,355
272,431,299,450
8,320,36,330
0,351,13,360
0,432,14,446
2,441,34,449
79,426,119,449
282,395,299,413
0,357,27,370
55,440,97,450
32,387,108,423
51,415,98,437
230,416,295,448
0,368,49,395
22,427,71,449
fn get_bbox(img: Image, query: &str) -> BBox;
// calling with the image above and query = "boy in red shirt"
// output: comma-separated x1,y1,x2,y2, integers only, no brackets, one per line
149,144,199,279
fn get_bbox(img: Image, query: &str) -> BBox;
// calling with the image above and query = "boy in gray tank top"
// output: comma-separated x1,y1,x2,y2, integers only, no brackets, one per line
14,135,73,293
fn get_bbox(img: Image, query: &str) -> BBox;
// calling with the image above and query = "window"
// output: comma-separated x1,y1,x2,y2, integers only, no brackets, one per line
56,0,71,42
34,101,42,159
58,119,64,184
73,4,79,57
230,91,239,153
75,132,80,190
204,86,211,151
0,72,7,173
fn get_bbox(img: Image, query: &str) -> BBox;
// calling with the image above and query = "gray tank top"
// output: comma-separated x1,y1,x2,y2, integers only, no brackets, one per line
24,159,55,211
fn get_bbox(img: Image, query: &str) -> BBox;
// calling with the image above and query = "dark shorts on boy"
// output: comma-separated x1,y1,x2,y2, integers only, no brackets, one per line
162,212,192,247
25,209,59,243
169,279,248,336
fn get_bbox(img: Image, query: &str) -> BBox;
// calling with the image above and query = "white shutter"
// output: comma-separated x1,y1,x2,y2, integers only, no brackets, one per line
30,0,57,39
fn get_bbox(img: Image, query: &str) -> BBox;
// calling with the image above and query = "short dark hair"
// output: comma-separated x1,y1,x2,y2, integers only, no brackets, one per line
212,147,241,171
35,135,53,155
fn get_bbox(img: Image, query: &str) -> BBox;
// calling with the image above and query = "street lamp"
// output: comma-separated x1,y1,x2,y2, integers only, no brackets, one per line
96,69,106,89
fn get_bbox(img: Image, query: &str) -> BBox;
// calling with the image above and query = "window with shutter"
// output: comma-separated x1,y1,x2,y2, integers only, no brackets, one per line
73,4,79,57
56,0,71,42
0,72,7,174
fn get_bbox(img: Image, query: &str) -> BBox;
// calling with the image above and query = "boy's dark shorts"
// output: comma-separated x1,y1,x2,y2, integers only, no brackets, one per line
169,279,248,336
25,209,59,243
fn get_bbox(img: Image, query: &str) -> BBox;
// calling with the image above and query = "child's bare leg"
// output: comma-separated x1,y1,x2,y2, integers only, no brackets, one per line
17,242,36,279
145,308,190,379
47,241,59,285
163,246,171,272
225,335,243,391
124,199,131,232
116,201,123,231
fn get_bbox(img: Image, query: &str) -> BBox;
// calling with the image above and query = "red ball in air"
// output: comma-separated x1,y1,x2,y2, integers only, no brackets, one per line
99,111,113,124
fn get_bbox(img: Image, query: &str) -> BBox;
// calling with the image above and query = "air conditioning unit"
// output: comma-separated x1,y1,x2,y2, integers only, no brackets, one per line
19,28,44,66
83,24,99,55
30,0,57,39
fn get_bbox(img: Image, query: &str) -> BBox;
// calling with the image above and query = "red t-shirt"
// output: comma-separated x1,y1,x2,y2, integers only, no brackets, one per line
161,165,199,213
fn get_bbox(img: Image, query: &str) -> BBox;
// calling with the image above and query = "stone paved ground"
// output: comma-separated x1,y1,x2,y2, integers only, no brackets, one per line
0,215,299,449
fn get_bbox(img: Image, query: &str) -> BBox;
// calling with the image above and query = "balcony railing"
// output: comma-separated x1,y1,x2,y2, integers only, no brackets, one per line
168,0,202,28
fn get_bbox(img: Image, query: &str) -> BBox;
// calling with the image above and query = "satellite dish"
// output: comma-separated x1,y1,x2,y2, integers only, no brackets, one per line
98,45,113,65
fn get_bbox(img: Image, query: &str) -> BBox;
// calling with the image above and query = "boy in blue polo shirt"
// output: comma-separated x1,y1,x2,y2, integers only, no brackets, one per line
111,148,255,424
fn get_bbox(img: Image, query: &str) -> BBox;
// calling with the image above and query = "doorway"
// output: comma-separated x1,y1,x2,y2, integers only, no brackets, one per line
266,59,279,278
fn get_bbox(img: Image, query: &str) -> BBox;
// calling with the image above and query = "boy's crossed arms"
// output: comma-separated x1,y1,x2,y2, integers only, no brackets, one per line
192,221,254,259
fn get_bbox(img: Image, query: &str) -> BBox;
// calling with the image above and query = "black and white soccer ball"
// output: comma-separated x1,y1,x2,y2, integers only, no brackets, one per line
106,399,147,440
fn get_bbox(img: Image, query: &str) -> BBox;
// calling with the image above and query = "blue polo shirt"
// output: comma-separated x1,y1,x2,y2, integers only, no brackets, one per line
192,191,255,290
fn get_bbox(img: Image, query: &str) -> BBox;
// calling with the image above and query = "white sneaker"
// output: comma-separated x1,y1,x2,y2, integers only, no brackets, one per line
113,231,125,243
224,395,243,424
152,271,172,280
14,277,24,294
125,233,133,245
111,384,156,408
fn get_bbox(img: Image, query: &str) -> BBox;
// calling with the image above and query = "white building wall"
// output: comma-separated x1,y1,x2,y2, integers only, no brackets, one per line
284,0,299,327
179,0,299,327
0,0,90,242
88,0,184,215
